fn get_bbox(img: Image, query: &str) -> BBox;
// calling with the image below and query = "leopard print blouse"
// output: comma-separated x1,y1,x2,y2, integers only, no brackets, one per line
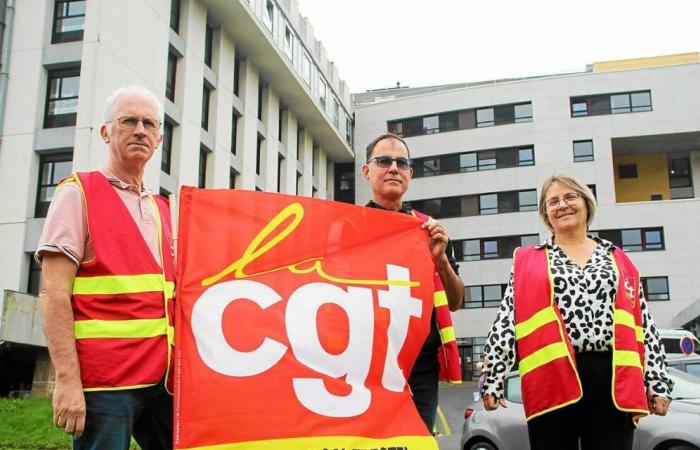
481,235,673,399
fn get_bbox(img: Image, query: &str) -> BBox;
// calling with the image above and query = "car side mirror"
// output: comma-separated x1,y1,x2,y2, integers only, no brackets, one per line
473,391,480,402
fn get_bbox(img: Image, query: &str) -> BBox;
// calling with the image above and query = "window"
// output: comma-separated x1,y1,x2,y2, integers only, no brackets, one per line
571,99,588,117
631,92,652,112
332,97,340,128
233,56,241,96
52,0,86,43
596,227,664,252
283,23,294,59
345,116,353,147
411,189,539,219
258,83,264,120
479,194,498,215
476,108,494,127
570,91,651,117
27,257,42,296
204,22,214,67
618,164,638,179
166,52,177,102
302,52,311,85
455,234,539,261
278,108,284,143
231,111,239,155
229,168,238,189
460,153,477,172
478,151,496,170
642,277,669,301
423,115,439,134
44,67,80,128
161,121,173,174
518,147,534,166
256,135,263,175
387,102,532,137
201,84,211,130
464,285,506,308
36,152,73,218
318,77,327,107
518,190,537,211
198,147,208,188
263,0,274,32
277,154,284,192
170,0,180,33
669,157,692,188
573,140,594,162
514,103,533,123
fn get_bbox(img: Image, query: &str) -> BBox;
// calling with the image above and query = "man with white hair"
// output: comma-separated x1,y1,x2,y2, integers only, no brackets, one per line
37,85,175,449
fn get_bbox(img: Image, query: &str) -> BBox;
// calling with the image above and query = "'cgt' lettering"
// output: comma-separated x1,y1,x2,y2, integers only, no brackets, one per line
191,264,422,418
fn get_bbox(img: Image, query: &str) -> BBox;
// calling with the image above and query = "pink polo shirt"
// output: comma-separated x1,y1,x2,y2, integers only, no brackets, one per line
35,168,164,268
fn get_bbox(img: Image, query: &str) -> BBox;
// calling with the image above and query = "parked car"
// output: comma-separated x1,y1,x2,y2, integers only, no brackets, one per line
659,329,700,357
668,354,700,378
461,368,700,450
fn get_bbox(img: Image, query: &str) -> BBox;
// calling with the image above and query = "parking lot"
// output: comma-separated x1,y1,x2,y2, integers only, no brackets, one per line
435,381,480,450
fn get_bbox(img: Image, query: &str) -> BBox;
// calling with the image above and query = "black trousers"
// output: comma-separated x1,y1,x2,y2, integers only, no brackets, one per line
527,352,635,450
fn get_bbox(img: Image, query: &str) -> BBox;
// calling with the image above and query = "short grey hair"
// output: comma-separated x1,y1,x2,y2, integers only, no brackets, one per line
538,173,598,231
103,85,164,123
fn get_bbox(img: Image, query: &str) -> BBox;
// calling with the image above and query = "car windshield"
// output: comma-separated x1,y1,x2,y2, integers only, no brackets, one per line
669,367,700,400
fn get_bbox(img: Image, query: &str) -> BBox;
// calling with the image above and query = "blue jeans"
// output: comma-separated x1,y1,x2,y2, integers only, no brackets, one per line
74,383,172,450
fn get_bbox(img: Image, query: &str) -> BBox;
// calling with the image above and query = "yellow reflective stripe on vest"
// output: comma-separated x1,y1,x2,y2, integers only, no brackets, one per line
433,290,448,307
73,274,169,297
74,318,168,339
613,350,642,369
519,341,570,377
614,309,644,343
167,325,175,345
439,325,456,344
514,307,558,340
164,281,175,300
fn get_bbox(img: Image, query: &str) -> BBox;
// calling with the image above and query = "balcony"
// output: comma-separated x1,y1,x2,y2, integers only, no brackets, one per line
611,131,700,203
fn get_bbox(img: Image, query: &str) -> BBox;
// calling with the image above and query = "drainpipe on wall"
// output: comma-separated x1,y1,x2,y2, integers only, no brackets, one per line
0,0,15,142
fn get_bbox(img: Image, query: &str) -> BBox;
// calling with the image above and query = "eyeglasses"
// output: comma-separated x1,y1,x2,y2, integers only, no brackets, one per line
544,192,581,210
112,116,161,134
368,156,413,170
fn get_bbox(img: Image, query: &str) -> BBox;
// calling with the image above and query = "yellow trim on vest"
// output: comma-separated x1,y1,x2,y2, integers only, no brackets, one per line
73,273,169,296
84,383,157,392
433,290,448,307
165,281,175,299
613,350,643,369
167,325,175,345
519,341,570,377
613,309,644,343
514,307,558,339
74,318,168,339
179,435,438,450
438,326,456,344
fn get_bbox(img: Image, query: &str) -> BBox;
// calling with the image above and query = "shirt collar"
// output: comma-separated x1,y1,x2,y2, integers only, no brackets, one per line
537,234,616,252
365,200,413,215
99,167,151,194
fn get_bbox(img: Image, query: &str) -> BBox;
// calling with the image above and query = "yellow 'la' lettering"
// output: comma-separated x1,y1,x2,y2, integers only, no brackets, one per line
201,203,420,288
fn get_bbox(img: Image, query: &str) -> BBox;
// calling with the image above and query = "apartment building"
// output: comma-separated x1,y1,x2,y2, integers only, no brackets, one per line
0,0,354,395
353,53,700,379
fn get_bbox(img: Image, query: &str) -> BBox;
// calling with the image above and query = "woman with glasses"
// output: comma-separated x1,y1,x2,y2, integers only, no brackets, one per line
480,174,673,450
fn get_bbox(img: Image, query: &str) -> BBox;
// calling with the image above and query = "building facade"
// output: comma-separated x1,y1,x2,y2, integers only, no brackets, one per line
353,54,700,380
0,0,354,395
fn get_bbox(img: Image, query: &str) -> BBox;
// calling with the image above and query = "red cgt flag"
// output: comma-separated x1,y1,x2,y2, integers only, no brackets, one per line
174,188,439,450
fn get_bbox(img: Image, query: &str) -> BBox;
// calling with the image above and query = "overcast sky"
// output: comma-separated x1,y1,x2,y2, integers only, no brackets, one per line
296,0,700,93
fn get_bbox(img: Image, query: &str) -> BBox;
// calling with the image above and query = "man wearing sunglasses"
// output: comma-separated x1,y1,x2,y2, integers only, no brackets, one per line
362,133,464,432
37,85,175,450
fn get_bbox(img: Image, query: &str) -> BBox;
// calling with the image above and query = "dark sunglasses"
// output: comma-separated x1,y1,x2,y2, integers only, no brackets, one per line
368,156,413,170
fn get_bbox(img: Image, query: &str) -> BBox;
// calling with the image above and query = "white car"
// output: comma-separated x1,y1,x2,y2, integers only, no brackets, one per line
461,368,700,450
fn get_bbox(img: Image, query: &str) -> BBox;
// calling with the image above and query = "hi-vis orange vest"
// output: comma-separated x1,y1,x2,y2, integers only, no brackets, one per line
513,245,648,423
412,210,462,384
68,171,175,392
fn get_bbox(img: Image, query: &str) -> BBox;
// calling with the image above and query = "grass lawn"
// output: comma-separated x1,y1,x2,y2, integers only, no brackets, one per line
0,397,140,450
0,397,71,449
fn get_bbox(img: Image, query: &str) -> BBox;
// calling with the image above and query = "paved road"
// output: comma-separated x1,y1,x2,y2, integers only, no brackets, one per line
435,381,480,450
